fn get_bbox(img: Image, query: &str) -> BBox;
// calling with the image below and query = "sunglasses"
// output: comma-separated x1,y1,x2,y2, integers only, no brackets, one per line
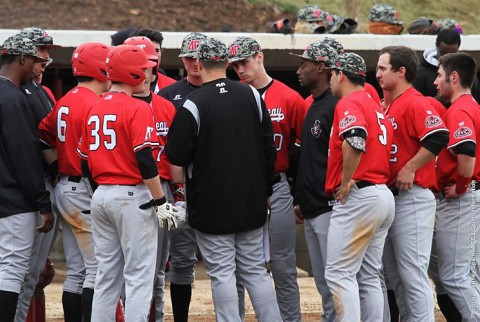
37,36,54,46
40,57,53,68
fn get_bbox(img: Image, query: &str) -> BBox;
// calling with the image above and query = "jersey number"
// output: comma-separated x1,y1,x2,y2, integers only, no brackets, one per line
273,133,283,152
156,145,165,162
57,106,69,143
376,111,388,146
88,114,118,151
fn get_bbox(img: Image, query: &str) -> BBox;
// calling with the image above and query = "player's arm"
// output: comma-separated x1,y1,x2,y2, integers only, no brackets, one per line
397,132,449,191
260,97,276,197
165,101,198,167
4,101,53,232
335,128,365,204
444,142,476,198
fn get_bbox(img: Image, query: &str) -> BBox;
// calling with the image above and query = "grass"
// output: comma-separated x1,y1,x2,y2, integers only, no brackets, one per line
246,0,480,34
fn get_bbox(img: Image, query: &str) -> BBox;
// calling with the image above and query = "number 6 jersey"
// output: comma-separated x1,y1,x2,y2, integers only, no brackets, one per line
325,89,393,195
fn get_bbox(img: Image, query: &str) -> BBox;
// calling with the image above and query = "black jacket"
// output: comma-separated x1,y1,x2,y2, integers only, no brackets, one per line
0,79,51,217
166,78,276,234
295,88,338,218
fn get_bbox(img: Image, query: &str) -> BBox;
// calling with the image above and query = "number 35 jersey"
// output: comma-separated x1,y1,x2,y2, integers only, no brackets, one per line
78,92,159,185
325,89,393,195
384,87,448,189
38,87,100,177
262,80,307,174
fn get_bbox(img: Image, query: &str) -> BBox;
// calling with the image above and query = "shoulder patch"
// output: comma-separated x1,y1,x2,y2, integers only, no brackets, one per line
454,126,472,139
425,115,442,128
339,115,356,129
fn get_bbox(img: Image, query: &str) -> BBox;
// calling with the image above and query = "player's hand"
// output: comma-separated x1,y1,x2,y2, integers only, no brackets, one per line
335,179,355,205
156,202,178,230
294,205,304,224
173,201,187,228
396,165,415,191
37,212,54,233
444,184,461,201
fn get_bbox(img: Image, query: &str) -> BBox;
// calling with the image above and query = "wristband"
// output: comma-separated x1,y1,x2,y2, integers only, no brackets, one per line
455,175,471,195
154,196,167,206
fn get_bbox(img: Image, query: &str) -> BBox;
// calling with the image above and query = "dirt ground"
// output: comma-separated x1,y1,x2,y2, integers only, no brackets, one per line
0,0,296,33
45,261,447,321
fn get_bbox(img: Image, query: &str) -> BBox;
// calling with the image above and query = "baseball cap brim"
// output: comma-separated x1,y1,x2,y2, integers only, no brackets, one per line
142,60,157,68
228,55,248,63
178,52,198,58
39,44,62,49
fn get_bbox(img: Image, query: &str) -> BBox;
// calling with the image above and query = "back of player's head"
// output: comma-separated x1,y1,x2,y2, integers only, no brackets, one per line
124,36,158,62
332,52,366,86
106,45,156,86
436,28,461,47
72,42,110,82
379,46,418,83
197,38,228,69
228,37,262,63
129,28,164,47
439,52,477,89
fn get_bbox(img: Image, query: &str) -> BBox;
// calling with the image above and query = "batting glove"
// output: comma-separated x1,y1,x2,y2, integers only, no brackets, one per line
173,201,187,228
156,202,178,230
139,197,178,230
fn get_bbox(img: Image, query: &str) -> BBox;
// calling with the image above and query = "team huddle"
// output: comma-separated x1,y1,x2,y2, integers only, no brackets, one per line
0,25,479,322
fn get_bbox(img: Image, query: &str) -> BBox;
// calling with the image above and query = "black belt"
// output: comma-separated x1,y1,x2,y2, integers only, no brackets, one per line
274,175,282,184
356,180,375,189
68,176,82,183
390,188,399,196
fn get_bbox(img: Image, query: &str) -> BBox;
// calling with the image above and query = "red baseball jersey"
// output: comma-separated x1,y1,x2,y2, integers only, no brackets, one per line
39,87,100,176
155,72,176,93
325,89,393,195
149,93,177,181
77,92,159,185
436,94,480,190
264,80,307,173
42,85,56,104
384,87,448,188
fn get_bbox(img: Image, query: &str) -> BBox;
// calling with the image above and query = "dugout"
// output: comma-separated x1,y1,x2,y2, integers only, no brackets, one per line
2,30,480,101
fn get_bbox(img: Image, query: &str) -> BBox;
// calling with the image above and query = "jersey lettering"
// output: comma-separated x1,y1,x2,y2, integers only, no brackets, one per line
57,106,69,143
88,114,118,151
269,107,285,122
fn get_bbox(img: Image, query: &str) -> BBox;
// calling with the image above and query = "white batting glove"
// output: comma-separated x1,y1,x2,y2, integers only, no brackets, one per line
156,202,178,230
173,201,187,228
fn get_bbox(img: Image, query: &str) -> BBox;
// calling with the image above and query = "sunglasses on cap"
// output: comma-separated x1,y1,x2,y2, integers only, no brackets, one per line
37,35,54,46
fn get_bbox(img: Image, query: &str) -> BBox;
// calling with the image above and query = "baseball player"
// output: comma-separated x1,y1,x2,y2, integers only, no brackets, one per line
158,31,209,322
38,42,111,322
77,45,176,322
325,52,395,321
433,52,480,320
15,26,61,322
125,35,177,322
0,33,53,322
228,36,305,322
166,37,281,322
290,41,339,322
376,46,449,321
129,28,176,93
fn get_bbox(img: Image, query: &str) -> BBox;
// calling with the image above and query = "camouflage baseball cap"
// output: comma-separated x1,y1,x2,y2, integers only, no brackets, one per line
369,4,403,25
228,36,262,63
297,5,325,22
289,41,338,67
179,32,209,58
197,38,228,62
20,26,61,48
332,52,367,77
321,37,344,55
1,33,49,62
437,18,463,33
